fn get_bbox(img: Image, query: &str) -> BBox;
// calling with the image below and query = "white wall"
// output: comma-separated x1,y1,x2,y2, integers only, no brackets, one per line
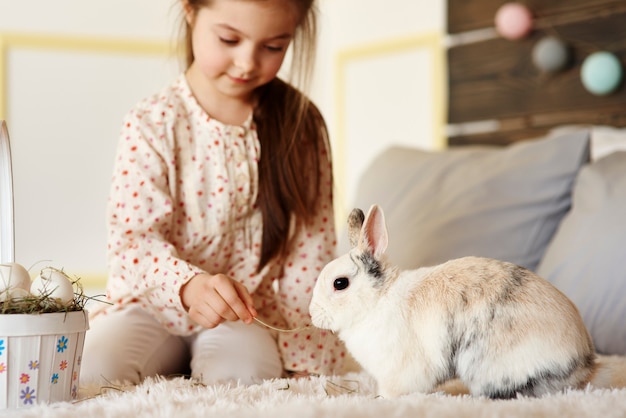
318,0,446,217
0,0,445,287
0,0,179,285
0,0,176,39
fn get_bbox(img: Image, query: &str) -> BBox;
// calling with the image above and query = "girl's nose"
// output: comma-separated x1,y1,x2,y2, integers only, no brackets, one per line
234,47,256,75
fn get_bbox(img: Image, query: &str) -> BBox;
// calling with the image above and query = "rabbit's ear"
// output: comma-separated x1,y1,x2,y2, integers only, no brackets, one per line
359,204,388,258
347,208,365,248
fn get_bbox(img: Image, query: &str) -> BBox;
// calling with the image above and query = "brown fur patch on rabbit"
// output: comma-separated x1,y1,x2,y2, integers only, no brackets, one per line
310,205,597,399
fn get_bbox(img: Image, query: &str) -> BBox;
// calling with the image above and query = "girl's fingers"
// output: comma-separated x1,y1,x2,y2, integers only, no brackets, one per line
190,295,240,329
182,273,257,328
196,305,223,329
205,296,239,322
233,280,258,319
215,280,254,324
188,302,222,329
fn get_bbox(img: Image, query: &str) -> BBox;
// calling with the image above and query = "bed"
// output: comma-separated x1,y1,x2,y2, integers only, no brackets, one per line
6,1,626,417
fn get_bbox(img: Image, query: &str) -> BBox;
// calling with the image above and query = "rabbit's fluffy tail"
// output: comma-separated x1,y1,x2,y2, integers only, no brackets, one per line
590,355,626,389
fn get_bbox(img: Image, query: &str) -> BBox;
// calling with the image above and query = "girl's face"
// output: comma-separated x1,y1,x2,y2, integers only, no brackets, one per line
185,0,298,103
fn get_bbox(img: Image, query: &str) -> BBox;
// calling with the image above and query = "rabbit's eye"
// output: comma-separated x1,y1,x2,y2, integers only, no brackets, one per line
333,277,350,291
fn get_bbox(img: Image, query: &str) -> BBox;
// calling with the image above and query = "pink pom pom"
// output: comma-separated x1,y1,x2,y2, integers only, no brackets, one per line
495,2,533,40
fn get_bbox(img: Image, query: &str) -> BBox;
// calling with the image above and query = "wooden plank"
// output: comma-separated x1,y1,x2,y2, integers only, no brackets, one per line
448,106,626,146
448,0,626,34
448,128,551,147
448,11,626,125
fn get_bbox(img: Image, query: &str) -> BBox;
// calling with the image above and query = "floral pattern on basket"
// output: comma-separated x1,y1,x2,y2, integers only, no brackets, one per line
0,314,88,409
4,336,76,405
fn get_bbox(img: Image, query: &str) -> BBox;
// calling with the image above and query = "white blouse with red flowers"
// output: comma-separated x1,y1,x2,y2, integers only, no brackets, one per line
97,74,346,375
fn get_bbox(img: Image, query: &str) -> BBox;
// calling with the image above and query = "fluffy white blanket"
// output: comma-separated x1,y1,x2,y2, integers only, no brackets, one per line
3,368,626,418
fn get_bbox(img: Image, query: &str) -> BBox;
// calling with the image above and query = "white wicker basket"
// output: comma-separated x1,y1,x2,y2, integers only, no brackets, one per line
0,310,89,408
0,122,90,408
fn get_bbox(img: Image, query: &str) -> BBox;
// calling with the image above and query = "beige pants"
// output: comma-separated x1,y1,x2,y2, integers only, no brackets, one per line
80,305,282,386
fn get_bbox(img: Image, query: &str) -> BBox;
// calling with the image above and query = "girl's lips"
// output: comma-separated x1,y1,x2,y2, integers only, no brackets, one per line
229,75,252,84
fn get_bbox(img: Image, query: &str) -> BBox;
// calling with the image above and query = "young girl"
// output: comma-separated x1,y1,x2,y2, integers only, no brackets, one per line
81,0,346,386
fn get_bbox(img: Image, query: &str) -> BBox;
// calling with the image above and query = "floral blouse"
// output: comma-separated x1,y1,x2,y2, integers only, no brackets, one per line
98,74,346,375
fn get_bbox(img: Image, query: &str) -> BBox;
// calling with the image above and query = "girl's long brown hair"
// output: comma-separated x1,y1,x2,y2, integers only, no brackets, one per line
180,0,332,269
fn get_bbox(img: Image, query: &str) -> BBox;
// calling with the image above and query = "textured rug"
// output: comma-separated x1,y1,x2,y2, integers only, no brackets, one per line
2,368,626,418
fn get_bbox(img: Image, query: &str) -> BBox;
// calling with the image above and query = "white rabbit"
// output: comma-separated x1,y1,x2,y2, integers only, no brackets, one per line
309,204,598,399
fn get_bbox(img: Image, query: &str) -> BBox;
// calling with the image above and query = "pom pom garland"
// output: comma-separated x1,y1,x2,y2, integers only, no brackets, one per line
532,36,570,73
495,2,533,40
493,4,623,96
581,52,623,96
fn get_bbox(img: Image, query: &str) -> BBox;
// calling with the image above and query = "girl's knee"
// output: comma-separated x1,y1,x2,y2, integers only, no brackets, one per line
81,335,142,385
80,308,189,386
190,322,282,385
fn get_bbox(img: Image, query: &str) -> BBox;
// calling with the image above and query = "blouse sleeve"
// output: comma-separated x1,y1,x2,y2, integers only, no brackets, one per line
275,140,347,375
106,107,202,335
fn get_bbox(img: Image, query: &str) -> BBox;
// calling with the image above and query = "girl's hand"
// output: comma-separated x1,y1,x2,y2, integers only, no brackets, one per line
180,273,257,329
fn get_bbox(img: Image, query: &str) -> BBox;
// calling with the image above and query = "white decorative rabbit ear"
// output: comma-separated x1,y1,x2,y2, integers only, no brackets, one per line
347,208,365,248
358,204,388,258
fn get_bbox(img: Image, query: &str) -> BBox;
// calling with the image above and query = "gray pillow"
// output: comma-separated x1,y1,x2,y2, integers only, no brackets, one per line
537,151,626,355
345,129,590,272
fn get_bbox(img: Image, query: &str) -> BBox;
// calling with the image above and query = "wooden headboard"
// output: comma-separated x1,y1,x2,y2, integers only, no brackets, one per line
447,0,626,146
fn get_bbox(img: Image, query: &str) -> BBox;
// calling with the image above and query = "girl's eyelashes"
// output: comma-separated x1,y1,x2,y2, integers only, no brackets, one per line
265,45,285,53
218,37,286,53
219,37,238,45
